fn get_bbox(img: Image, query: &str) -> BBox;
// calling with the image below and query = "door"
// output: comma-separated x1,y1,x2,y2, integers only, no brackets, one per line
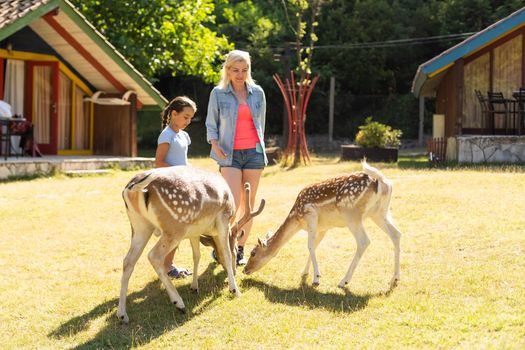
27,61,59,154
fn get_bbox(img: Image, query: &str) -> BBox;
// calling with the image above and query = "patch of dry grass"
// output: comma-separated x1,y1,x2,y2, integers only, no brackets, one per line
0,157,524,349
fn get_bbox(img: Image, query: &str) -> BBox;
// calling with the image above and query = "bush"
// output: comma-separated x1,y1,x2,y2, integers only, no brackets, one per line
355,117,402,148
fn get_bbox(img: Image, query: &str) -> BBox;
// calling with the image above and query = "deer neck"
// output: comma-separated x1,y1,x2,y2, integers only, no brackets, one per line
265,214,301,257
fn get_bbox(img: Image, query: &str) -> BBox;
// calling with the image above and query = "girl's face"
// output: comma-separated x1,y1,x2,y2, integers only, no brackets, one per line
228,60,249,86
170,106,195,132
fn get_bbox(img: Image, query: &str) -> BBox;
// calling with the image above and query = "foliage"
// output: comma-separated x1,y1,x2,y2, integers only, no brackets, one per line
355,117,402,148
70,0,232,82
70,0,525,142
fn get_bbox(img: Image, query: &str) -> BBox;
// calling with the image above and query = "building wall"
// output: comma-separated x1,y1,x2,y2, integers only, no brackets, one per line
0,27,94,92
436,69,457,138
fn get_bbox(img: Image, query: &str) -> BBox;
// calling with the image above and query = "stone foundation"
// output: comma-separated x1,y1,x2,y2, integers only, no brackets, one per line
0,156,154,180
456,135,525,163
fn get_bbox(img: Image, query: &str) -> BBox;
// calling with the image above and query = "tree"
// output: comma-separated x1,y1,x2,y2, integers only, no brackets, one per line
275,0,324,168
70,0,232,83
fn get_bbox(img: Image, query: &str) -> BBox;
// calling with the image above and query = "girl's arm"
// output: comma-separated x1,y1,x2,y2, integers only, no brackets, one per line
155,143,170,168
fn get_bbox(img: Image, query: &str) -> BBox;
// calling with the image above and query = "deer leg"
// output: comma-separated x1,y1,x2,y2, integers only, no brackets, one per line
372,213,402,288
148,235,186,311
301,230,327,277
117,221,154,324
117,222,153,323
189,237,201,292
216,214,241,297
305,210,321,286
338,220,370,288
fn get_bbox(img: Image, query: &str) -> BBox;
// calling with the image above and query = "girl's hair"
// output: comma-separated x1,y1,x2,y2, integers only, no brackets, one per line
161,96,197,129
218,50,255,89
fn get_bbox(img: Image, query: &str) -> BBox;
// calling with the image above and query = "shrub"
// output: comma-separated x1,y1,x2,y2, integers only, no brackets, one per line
355,117,402,148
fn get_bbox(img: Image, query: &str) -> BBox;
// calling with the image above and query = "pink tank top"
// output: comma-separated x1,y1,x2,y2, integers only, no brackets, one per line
233,104,259,150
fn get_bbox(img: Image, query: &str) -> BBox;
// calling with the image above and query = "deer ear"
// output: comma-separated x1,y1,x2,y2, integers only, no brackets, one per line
257,237,263,246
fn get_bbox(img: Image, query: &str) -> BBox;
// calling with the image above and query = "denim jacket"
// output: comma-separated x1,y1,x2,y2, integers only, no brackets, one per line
206,83,267,166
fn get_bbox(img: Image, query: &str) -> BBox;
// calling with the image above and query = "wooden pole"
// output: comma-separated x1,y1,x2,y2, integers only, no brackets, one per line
328,76,335,143
418,95,425,146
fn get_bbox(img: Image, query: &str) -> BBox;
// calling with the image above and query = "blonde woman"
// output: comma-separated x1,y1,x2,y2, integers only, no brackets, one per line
205,50,267,265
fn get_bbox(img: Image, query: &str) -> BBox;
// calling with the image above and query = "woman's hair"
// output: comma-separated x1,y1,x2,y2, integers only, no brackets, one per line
218,50,255,89
161,96,197,129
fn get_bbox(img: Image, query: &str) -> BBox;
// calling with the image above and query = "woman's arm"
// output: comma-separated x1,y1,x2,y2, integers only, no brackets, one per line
205,89,220,143
210,139,227,160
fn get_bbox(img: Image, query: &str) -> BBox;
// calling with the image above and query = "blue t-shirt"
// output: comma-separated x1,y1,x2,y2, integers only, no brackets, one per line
157,126,191,166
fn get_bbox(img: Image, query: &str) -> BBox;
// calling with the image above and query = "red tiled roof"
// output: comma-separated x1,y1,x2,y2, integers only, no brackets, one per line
0,0,50,29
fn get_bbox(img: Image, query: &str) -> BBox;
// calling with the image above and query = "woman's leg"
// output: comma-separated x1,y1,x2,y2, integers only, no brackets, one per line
237,169,263,247
220,167,243,213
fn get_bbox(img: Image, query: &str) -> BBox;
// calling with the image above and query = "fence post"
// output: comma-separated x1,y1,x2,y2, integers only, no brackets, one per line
328,76,335,143
418,96,425,146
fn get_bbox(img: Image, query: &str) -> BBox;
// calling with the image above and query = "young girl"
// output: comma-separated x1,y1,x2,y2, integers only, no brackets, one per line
155,95,197,278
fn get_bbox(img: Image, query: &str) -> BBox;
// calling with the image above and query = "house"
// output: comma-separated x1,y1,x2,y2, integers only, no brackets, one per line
412,6,525,163
0,0,167,157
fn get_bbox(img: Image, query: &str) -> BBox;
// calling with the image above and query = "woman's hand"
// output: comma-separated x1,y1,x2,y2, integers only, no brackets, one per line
210,140,227,160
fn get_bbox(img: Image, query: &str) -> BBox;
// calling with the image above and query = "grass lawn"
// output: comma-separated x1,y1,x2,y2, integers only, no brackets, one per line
0,156,524,349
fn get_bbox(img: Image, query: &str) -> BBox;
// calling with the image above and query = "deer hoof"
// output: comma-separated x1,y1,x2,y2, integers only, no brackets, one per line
230,289,241,297
312,281,320,287
190,286,199,293
389,277,399,289
118,313,129,324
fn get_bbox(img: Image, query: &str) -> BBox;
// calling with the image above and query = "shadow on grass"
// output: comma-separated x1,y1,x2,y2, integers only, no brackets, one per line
48,262,230,349
241,277,394,313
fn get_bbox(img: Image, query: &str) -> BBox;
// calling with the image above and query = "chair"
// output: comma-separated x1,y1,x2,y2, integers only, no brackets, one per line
474,90,489,133
487,91,511,135
513,88,525,135
0,117,11,160
9,119,42,157
426,137,447,162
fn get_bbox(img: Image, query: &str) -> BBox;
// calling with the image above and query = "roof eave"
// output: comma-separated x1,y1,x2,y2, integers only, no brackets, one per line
59,0,167,107
412,6,525,98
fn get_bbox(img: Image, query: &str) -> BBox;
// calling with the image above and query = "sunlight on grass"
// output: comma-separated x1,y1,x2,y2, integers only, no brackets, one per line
0,157,524,349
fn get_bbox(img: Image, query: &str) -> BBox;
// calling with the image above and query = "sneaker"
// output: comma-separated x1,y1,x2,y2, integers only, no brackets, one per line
236,246,247,266
167,266,192,279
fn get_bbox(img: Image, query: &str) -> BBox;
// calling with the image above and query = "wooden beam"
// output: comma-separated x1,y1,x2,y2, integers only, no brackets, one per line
454,59,464,136
328,76,335,143
418,96,425,146
43,15,127,93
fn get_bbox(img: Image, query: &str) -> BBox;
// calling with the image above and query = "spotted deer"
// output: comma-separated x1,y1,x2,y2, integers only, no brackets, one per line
244,161,401,289
117,166,264,323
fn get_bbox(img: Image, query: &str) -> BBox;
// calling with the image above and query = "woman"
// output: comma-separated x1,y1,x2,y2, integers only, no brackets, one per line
205,50,267,265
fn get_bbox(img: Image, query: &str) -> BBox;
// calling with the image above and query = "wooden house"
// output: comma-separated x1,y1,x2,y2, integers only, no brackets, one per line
0,0,167,156
413,7,525,162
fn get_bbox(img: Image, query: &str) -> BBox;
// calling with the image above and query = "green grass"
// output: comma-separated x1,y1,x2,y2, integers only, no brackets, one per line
1,156,524,349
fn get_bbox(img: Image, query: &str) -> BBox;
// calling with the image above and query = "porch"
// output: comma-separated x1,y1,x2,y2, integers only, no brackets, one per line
0,155,153,180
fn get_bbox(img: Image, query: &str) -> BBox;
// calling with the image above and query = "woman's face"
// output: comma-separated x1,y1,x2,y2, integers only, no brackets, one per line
228,60,249,86
170,106,195,132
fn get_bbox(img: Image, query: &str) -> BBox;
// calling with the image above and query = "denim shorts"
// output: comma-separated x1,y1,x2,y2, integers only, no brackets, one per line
225,148,265,170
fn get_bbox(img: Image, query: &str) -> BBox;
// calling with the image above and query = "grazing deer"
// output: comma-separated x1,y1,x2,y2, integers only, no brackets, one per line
117,166,264,323
244,161,401,289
